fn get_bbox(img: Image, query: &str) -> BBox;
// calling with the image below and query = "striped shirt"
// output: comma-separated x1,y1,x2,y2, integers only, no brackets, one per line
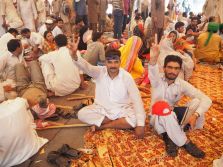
112,0,123,10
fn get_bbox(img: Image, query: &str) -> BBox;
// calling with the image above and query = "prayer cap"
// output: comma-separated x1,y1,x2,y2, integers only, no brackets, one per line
45,19,54,24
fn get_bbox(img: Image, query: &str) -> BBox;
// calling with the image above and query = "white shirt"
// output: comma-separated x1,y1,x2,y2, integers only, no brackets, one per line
39,47,81,96
148,64,212,115
0,97,48,167
0,32,15,54
0,51,25,81
27,32,44,49
52,26,63,37
74,53,146,126
38,24,47,36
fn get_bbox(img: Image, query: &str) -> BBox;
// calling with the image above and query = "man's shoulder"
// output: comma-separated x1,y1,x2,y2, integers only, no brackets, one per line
120,68,134,80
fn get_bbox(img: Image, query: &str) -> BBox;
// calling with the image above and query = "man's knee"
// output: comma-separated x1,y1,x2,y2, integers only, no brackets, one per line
77,109,87,122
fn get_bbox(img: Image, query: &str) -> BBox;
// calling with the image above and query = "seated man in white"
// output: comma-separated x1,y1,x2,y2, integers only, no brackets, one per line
38,19,54,36
0,28,18,54
39,34,85,96
21,28,44,61
71,46,146,138
148,44,212,158
0,97,48,167
0,39,26,102
52,17,64,37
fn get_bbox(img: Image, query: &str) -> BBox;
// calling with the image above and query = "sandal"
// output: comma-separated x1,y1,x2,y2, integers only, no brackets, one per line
58,144,82,159
45,114,60,121
47,151,72,167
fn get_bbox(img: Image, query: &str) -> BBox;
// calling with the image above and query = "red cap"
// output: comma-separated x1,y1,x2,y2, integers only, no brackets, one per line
152,101,171,116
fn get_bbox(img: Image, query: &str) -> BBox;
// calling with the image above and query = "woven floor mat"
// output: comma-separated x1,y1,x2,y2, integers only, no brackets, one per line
72,64,223,167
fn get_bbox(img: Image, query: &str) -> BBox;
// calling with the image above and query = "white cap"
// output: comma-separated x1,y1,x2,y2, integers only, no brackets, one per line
45,19,53,24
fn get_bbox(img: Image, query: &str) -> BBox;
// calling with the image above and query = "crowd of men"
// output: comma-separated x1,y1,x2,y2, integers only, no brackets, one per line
0,0,223,166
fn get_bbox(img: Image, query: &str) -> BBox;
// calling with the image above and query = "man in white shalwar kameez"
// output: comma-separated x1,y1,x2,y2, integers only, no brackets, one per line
0,28,18,54
70,42,146,138
39,34,83,96
21,28,44,60
35,0,47,31
148,44,212,158
0,97,48,167
0,39,25,102
17,0,38,32
0,0,23,33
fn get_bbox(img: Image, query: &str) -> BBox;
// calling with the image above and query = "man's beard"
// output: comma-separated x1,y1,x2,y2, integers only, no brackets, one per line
165,72,178,80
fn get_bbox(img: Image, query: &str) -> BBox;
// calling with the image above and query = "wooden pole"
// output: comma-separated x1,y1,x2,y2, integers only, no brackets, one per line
67,96,94,101
36,123,91,130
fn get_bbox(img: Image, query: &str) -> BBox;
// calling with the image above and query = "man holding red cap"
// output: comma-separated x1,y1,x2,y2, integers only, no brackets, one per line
69,38,146,139
148,44,212,158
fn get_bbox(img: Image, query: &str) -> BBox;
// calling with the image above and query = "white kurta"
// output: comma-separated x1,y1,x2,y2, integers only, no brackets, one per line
148,64,212,146
0,32,15,54
17,0,38,32
0,97,48,167
39,47,81,96
52,26,63,37
0,51,25,101
26,32,44,49
74,53,146,127
0,0,23,29
35,0,46,30
38,24,47,36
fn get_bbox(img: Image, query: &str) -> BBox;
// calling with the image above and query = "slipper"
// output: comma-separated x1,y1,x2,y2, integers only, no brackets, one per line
45,114,60,121
61,113,72,119
47,151,72,167
73,103,87,111
58,144,82,159
55,108,65,116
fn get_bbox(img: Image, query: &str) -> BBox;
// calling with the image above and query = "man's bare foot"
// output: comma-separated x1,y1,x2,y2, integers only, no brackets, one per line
90,125,100,132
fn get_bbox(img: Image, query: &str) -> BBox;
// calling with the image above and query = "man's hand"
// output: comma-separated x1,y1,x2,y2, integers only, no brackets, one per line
68,37,80,61
149,43,160,65
135,126,145,139
188,114,198,130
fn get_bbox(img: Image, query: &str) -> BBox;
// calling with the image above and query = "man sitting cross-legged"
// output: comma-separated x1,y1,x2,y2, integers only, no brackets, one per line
39,34,86,96
70,42,146,138
148,44,212,158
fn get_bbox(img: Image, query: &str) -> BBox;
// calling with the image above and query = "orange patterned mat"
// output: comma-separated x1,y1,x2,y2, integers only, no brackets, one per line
73,64,223,167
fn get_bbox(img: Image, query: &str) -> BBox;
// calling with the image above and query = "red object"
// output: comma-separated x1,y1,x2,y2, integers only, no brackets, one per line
152,101,172,116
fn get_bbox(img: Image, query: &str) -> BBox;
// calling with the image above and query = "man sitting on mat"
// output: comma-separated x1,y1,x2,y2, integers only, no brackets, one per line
148,44,212,158
69,38,146,139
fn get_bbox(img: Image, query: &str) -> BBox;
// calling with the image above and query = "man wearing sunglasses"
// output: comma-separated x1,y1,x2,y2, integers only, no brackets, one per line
69,39,146,139
149,44,212,158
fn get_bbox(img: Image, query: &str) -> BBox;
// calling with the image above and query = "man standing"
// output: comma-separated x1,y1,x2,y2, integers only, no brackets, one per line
98,0,108,32
74,0,88,26
112,0,124,39
151,0,165,42
70,39,146,138
0,0,23,33
148,44,212,158
88,0,99,32
17,0,38,32
35,0,47,31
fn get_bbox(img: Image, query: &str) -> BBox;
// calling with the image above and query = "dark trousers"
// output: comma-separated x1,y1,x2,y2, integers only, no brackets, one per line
113,9,124,39
76,15,88,26
122,14,128,32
